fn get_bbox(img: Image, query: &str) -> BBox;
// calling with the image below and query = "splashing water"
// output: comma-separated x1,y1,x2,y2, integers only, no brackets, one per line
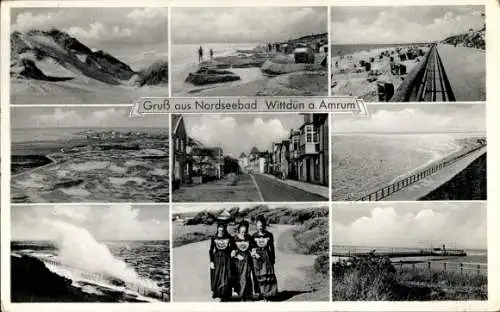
43,219,161,294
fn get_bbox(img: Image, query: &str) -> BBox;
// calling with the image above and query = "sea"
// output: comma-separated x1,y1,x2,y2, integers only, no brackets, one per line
331,43,429,56
171,42,265,95
11,239,170,302
331,133,480,200
12,127,169,144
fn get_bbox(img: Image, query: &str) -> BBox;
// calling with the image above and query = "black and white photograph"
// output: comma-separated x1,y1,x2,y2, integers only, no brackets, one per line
171,7,328,96
172,113,329,202
11,106,169,203
11,204,170,302
10,8,169,104
172,203,329,302
331,104,486,201
331,202,487,301
330,6,486,102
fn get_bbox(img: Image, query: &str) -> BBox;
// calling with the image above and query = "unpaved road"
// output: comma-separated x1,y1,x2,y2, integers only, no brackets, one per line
172,224,323,301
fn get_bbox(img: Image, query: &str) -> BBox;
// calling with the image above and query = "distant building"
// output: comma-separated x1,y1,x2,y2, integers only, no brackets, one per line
172,114,188,187
191,146,224,180
248,147,267,174
238,152,248,173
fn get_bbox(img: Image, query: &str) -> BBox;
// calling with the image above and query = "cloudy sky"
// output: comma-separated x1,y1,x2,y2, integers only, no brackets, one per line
172,203,327,214
11,8,168,69
11,204,170,241
332,104,485,133
331,6,485,44
12,107,169,129
172,7,327,44
332,202,486,250
183,114,305,157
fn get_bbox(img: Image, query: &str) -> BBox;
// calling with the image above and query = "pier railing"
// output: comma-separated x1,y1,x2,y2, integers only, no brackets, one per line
356,143,486,201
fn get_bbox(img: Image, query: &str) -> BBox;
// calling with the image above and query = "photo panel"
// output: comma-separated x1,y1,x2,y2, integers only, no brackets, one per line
331,201,487,301
10,204,171,302
330,5,486,102
171,113,329,202
331,104,486,201
11,106,169,203
10,7,169,104
171,202,329,302
170,6,328,97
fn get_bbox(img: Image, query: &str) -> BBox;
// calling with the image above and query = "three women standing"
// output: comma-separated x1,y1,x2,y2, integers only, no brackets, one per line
209,215,278,301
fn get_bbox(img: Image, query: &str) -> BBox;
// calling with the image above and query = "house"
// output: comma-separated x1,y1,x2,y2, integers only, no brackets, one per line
191,146,224,182
172,114,188,188
287,129,300,180
297,113,329,186
248,147,267,174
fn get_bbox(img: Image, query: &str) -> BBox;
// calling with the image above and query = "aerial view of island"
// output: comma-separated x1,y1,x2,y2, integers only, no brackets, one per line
171,7,328,96
10,8,169,104
330,6,485,102
11,107,169,203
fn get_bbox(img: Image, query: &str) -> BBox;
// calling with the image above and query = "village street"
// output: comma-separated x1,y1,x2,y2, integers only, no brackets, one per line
172,173,328,202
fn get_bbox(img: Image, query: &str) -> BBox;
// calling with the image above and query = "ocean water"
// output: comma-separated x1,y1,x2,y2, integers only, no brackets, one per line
331,43,428,56
171,42,263,95
12,239,170,302
12,127,169,144
331,134,468,200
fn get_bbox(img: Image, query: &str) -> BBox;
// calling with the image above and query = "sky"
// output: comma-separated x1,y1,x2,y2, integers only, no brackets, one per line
183,114,305,157
12,107,169,129
331,104,485,133
11,8,168,69
172,203,327,214
331,6,485,44
172,7,327,44
11,204,170,241
331,202,486,250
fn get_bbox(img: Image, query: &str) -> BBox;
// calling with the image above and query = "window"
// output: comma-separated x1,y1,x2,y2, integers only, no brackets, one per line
293,136,300,150
305,125,314,143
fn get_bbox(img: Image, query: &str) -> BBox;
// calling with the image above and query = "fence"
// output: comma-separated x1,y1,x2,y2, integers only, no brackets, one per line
357,143,486,201
393,260,488,276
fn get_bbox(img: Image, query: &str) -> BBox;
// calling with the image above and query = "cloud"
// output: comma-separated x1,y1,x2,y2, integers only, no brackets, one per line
331,6,484,44
172,7,326,44
332,106,485,133
188,115,290,156
11,205,169,241
30,107,120,128
332,205,486,249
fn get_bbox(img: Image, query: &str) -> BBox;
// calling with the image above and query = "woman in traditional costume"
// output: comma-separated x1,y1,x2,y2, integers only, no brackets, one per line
251,215,278,300
232,220,258,301
209,211,234,302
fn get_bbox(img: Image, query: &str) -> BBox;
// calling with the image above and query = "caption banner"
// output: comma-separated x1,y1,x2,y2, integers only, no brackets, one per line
130,97,368,117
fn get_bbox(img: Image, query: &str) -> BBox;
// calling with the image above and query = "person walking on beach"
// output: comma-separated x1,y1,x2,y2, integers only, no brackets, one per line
251,215,278,301
209,219,235,302
210,48,214,60
232,220,259,301
198,46,203,63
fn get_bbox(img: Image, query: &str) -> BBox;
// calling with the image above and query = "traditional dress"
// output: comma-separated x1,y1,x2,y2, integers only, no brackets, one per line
232,233,256,301
252,230,278,299
209,233,234,301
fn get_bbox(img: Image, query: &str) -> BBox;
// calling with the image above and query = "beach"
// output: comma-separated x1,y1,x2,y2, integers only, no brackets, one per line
330,44,429,101
172,42,328,96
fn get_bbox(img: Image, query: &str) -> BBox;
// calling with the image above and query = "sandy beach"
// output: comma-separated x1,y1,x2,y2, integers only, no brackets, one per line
331,45,429,101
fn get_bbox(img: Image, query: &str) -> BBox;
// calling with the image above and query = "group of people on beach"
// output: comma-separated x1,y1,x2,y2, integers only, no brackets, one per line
209,215,278,302
198,46,214,63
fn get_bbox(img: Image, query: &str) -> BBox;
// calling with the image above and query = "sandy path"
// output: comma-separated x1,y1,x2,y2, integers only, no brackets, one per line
172,224,317,302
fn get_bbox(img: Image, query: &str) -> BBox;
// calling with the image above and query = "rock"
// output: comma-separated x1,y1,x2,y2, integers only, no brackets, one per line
185,68,240,85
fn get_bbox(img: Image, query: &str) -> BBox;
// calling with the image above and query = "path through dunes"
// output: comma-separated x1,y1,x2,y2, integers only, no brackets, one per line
172,224,323,301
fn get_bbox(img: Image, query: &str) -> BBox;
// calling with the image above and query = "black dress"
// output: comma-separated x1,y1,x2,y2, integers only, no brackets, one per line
252,230,278,299
209,234,234,301
232,234,256,301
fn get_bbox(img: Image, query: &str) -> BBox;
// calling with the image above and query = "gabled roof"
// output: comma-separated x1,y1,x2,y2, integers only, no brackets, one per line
172,114,183,134
249,146,259,154
239,152,247,158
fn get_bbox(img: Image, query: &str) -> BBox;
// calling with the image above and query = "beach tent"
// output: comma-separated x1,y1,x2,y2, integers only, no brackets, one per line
293,47,314,64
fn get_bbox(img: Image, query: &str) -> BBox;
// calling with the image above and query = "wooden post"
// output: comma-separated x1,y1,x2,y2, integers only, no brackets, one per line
460,263,463,275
